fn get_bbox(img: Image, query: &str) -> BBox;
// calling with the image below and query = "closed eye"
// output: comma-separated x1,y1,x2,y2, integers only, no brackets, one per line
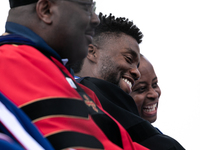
134,86,146,93
125,56,133,64
152,78,158,88
152,82,158,88
123,48,139,65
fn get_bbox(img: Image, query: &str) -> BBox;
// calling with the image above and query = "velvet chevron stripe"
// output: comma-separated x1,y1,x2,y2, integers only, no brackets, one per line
20,98,89,121
47,131,104,150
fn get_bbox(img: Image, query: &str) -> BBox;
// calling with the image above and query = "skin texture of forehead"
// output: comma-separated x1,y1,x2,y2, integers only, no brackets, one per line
139,56,155,76
96,33,139,52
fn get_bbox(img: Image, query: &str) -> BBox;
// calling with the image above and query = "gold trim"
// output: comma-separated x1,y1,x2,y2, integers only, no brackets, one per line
19,96,83,108
2,32,9,36
32,114,89,123
62,147,104,150
45,129,67,137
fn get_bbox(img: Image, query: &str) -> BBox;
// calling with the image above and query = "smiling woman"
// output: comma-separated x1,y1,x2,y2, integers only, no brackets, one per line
130,54,161,123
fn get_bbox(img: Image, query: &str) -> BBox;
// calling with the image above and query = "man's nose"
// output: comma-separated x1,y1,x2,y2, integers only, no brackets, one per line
130,67,141,81
91,12,100,27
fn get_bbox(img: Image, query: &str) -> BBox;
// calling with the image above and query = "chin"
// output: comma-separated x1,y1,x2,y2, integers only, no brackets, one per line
118,84,127,93
148,118,157,124
75,51,88,61
142,116,157,124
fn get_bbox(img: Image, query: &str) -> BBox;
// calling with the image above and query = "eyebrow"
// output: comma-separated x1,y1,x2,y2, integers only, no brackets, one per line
124,48,139,59
124,48,140,67
134,77,158,86
135,81,146,86
152,77,158,82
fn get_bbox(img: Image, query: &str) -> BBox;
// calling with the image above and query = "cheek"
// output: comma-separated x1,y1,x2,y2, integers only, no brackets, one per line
68,17,89,33
156,87,161,97
131,95,144,109
132,95,144,116
119,63,131,71
78,16,90,29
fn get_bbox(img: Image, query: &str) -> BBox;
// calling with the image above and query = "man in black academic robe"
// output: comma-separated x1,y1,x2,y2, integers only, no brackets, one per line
70,13,185,150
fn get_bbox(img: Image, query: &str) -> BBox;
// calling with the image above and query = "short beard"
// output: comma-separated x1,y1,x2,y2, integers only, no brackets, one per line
103,71,120,86
99,56,120,87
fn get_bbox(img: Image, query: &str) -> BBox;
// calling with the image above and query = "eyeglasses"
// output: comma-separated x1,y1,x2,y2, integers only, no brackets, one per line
63,0,96,15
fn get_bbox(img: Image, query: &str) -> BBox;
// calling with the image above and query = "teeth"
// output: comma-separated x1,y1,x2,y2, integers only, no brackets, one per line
122,78,132,89
143,103,157,112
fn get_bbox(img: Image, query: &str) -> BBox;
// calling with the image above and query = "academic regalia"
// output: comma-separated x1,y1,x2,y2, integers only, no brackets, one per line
0,92,54,150
77,77,185,150
0,22,148,150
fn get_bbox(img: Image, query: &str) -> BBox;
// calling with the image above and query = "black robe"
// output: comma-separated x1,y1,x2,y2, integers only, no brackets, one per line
77,77,185,150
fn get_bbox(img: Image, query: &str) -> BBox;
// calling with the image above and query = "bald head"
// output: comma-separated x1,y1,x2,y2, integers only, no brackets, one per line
7,0,100,62
7,1,48,43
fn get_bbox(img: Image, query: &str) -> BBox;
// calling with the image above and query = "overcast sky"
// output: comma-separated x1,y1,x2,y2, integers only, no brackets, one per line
1,1,200,149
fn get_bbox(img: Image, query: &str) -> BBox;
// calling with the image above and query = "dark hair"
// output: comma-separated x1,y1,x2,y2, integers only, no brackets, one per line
93,12,143,45
9,0,38,8
68,12,143,73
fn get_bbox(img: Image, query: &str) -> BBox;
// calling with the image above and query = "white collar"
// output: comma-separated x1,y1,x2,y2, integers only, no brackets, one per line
61,58,69,66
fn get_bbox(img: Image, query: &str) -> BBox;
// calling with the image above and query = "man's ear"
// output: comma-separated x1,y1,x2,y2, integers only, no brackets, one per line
36,0,53,24
87,44,98,63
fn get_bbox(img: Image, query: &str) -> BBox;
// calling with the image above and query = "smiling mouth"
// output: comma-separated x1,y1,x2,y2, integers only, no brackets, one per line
122,78,133,90
143,103,157,112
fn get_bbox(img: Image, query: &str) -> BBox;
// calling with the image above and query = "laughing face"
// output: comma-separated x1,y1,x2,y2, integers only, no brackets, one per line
95,33,140,94
130,55,161,123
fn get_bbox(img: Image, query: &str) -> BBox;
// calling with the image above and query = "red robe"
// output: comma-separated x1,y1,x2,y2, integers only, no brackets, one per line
0,43,148,150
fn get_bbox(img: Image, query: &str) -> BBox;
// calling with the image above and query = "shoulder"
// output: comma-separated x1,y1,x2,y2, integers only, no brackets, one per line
77,81,103,108
0,44,50,64
0,44,81,106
